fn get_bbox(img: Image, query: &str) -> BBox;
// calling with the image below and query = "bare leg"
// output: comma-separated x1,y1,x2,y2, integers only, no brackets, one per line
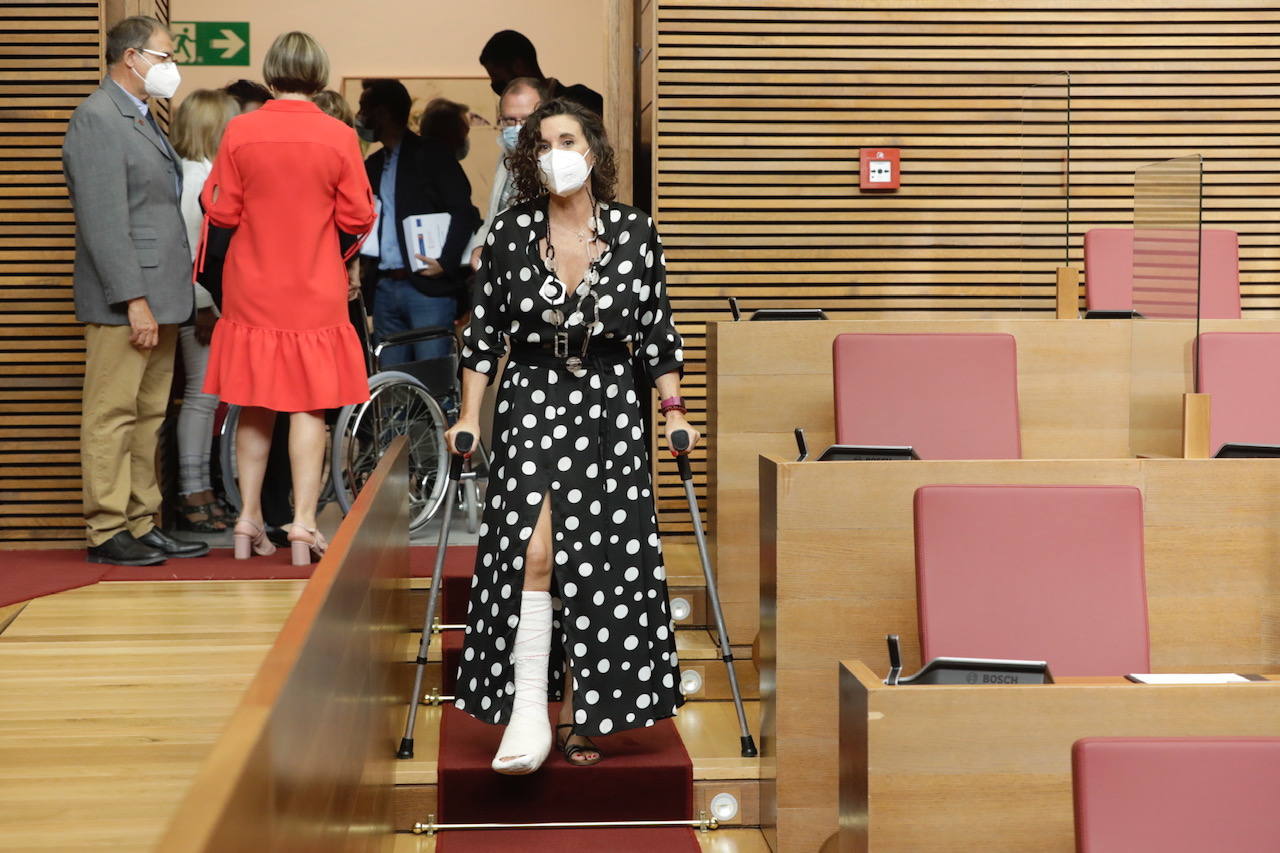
522,494,553,592
288,410,326,531
235,406,276,526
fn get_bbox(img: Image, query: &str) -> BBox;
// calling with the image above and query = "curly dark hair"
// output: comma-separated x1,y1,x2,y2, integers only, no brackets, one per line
509,98,616,204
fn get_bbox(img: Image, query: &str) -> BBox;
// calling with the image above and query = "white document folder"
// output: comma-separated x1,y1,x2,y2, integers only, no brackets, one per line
402,213,451,272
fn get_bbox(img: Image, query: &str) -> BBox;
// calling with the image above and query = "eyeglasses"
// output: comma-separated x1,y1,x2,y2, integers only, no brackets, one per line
137,47,175,62
497,117,523,128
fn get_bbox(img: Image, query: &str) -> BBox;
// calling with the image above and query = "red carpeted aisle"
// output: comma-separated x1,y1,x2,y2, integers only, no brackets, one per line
0,545,477,606
0,553,105,608
436,702,699,852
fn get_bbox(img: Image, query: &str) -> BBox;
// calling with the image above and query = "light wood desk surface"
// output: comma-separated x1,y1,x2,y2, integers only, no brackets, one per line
839,660,1280,853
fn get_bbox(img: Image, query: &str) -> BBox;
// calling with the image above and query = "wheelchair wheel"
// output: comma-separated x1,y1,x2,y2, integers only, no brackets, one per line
217,404,334,515
218,404,242,512
331,370,450,533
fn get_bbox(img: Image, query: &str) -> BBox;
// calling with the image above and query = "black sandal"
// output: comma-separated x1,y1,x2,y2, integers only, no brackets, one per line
177,501,228,533
556,723,603,766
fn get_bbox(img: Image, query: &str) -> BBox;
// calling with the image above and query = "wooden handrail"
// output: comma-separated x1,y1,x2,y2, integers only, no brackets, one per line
156,437,410,852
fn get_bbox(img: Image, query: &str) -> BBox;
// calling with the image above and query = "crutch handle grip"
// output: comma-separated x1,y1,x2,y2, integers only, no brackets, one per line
449,431,474,480
671,429,693,481
454,431,475,454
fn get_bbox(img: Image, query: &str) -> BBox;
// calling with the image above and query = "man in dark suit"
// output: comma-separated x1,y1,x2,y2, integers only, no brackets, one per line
479,30,604,119
356,79,481,364
63,15,208,565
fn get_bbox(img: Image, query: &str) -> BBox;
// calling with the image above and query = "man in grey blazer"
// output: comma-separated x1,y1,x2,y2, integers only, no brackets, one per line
63,15,208,565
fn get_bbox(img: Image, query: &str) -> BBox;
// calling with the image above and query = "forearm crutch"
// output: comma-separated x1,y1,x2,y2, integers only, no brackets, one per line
397,431,474,759
671,430,758,758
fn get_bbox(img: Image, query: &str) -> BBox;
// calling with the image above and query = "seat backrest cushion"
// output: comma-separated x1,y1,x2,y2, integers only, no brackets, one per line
1198,332,1280,454
1074,737,1280,853
833,333,1021,459
915,484,1149,676
1083,228,1240,318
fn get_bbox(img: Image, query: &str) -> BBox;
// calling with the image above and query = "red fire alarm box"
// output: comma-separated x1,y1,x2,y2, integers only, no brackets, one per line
860,148,900,190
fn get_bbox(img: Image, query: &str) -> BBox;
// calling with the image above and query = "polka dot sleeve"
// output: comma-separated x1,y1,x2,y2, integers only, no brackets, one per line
636,222,684,386
459,245,507,384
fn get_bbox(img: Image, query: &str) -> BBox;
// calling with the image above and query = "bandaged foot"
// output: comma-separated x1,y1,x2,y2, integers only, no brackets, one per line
491,590,553,774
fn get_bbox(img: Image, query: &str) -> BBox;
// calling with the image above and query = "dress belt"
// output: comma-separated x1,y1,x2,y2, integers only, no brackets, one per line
509,339,632,367
379,268,410,281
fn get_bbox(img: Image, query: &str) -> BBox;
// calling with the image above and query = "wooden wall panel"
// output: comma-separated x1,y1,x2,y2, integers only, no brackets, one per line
1,1,169,549
0,2,104,548
650,1,1280,534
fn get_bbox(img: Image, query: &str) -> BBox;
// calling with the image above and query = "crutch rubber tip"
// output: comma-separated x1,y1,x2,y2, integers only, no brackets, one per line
396,737,415,759
740,736,758,758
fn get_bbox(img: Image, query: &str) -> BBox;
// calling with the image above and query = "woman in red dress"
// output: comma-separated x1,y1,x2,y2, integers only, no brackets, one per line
200,31,375,565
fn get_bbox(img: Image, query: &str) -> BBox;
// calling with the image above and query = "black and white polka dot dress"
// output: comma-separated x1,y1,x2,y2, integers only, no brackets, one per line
453,197,687,737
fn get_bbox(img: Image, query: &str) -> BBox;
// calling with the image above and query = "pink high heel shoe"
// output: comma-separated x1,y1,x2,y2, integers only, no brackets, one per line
233,518,276,559
287,524,327,566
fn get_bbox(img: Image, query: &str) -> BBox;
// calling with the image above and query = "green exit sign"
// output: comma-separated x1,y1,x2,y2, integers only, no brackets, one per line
171,21,250,66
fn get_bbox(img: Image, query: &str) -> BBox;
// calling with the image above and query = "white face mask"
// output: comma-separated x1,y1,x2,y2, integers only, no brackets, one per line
538,148,592,197
132,49,181,100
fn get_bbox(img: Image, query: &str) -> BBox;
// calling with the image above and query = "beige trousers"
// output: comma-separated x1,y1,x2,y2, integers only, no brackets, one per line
81,323,178,546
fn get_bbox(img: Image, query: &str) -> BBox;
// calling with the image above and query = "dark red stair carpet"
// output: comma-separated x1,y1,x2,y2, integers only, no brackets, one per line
436,702,697,852
410,545,474,623
441,629,464,693
437,827,700,852
0,546,476,607
0,553,105,608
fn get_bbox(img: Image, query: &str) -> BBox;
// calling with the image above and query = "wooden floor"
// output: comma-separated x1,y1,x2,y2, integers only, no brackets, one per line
0,545,766,851
0,580,305,852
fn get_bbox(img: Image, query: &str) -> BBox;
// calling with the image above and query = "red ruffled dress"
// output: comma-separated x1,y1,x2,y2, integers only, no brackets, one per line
200,99,375,412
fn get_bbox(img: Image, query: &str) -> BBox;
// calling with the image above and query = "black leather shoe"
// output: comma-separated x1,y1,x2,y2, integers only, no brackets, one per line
136,527,210,558
87,531,166,566
264,524,291,549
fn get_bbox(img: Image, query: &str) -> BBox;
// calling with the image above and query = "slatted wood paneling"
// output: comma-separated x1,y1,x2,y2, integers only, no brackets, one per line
646,0,1280,533
0,2,104,548
1,1,170,548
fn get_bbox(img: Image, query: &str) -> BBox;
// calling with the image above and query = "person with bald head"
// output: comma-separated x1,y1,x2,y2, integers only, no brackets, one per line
467,77,549,272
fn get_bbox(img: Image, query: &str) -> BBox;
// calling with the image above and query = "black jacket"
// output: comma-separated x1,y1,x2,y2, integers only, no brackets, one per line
362,131,480,297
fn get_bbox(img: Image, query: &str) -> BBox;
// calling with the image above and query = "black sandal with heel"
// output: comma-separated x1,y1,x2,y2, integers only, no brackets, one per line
177,501,227,533
556,723,603,767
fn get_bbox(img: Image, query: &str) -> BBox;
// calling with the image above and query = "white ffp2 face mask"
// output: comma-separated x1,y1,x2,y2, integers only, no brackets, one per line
133,50,181,99
538,148,592,196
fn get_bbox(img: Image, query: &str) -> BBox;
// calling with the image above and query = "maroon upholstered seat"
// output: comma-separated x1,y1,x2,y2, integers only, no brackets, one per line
914,484,1149,676
1073,737,1280,853
1197,332,1280,454
832,333,1021,459
1083,228,1240,318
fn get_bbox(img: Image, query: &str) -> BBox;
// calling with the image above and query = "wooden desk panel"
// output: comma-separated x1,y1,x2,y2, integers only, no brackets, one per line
710,318,1280,649
838,661,1280,853
709,318,1135,647
760,456,1280,853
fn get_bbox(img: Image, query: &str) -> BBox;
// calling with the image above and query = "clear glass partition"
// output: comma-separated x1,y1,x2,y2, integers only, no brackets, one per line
1128,155,1204,457
1019,72,1070,312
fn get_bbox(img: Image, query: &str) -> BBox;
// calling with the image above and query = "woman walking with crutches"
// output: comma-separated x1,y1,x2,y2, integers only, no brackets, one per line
444,97,697,775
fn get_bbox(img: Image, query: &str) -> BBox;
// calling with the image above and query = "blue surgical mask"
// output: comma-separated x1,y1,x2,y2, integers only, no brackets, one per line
499,124,522,153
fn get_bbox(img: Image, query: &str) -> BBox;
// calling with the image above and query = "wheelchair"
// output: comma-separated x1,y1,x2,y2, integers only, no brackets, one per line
217,297,486,536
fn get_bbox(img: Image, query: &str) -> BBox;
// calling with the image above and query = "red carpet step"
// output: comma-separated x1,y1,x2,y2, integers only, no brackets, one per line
410,546,474,624
0,546,477,608
0,554,104,608
441,630,464,693
437,703,693,827
437,826,700,852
